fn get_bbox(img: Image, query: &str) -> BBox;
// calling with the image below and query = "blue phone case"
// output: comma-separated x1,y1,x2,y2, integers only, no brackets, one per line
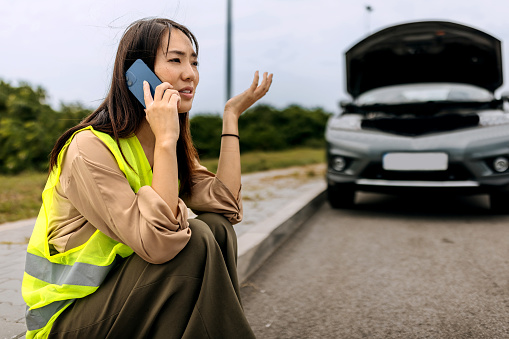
125,59,162,108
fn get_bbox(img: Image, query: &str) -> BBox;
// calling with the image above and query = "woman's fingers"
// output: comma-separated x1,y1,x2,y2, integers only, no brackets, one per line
153,82,174,102
265,72,273,88
250,71,260,92
264,73,274,95
252,71,273,99
143,81,154,107
224,70,273,117
168,91,181,109
243,71,273,103
162,88,181,109
243,71,271,103
256,72,271,97
145,81,176,108
144,81,180,111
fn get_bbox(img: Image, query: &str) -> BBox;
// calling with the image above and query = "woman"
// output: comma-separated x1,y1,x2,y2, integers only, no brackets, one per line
22,17,272,338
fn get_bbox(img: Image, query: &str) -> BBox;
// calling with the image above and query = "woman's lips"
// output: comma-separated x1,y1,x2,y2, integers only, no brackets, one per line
178,87,194,100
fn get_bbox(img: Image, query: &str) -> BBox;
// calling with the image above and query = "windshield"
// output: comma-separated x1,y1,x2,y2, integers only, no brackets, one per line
355,83,494,105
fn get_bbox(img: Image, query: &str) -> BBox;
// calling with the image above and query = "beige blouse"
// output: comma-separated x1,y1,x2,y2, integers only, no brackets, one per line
47,130,242,264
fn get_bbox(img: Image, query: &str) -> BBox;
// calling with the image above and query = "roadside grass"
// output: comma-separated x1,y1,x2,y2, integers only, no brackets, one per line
0,172,47,224
200,147,325,174
0,147,325,223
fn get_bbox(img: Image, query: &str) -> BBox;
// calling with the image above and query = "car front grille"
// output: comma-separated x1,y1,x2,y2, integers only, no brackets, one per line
361,113,479,136
360,163,474,181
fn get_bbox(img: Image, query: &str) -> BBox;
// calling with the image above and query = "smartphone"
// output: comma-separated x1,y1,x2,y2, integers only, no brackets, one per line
125,59,162,108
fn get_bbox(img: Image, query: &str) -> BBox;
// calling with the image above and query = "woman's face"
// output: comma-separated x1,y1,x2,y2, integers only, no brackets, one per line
154,29,199,113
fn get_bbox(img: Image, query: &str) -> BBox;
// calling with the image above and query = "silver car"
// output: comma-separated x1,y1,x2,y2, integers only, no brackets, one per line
326,21,509,212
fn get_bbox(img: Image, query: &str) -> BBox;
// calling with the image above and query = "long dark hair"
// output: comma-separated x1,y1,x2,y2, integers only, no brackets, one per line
49,18,200,195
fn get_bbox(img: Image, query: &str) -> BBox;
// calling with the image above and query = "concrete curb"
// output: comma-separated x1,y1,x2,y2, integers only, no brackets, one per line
237,183,327,283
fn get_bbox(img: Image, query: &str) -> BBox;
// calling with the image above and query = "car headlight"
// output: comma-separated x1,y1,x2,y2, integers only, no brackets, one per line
494,157,509,173
328,114,362,130
331,156,347,172
478,111,509,126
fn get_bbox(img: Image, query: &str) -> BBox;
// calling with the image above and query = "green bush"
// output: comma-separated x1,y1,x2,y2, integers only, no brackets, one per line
190,114,223,158
190,104,331,158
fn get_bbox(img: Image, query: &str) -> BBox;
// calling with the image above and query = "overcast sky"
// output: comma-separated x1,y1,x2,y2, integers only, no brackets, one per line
2,0,509,115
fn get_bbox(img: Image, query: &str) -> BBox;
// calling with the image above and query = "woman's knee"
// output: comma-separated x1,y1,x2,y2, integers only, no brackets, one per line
145,219,219,279
194,213,237,260
195,213,234,240
186,218,218,250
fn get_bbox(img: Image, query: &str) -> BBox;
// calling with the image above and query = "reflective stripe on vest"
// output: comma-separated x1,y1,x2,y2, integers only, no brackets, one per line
25,300,74,332
25,252,120,287
22,126,152,338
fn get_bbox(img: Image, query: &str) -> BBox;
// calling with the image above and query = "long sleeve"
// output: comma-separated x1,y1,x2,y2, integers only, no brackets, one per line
49,131,191,264
183,162,243,225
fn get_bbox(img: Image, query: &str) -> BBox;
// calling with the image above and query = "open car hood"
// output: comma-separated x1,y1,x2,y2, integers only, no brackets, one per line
345,21,503,98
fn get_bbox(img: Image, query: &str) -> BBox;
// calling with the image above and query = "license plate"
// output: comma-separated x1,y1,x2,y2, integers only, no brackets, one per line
383,152,448,171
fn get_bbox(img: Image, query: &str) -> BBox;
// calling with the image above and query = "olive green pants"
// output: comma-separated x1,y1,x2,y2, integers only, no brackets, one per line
49,213,255,339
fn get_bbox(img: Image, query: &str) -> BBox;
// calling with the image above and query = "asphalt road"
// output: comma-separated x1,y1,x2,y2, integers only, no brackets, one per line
240,192,509,339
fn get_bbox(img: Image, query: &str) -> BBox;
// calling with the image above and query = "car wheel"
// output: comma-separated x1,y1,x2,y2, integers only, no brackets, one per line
490,192,509,213
327,183,355,209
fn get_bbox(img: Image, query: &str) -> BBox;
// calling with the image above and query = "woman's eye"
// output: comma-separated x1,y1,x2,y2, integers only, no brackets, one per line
169,58,180,63
193,61,199,67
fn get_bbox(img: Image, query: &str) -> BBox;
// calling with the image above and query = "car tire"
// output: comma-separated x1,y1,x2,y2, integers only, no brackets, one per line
490,192,509,213
327,183,355,209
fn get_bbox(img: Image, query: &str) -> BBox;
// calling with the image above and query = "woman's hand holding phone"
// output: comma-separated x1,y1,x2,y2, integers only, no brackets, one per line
143,81,181,144
142,81,180,218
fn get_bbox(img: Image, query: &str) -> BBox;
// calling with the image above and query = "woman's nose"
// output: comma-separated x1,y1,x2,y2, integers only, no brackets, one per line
182,63,197,81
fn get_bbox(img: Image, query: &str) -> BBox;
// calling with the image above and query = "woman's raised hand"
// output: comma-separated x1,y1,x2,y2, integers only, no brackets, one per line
224,71,273,119
143,81,181,143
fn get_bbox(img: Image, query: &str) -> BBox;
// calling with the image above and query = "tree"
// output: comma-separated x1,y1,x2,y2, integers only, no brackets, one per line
0,80,90,173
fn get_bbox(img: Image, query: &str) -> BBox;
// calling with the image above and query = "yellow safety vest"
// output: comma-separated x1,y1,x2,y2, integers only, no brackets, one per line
22,126,153,338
